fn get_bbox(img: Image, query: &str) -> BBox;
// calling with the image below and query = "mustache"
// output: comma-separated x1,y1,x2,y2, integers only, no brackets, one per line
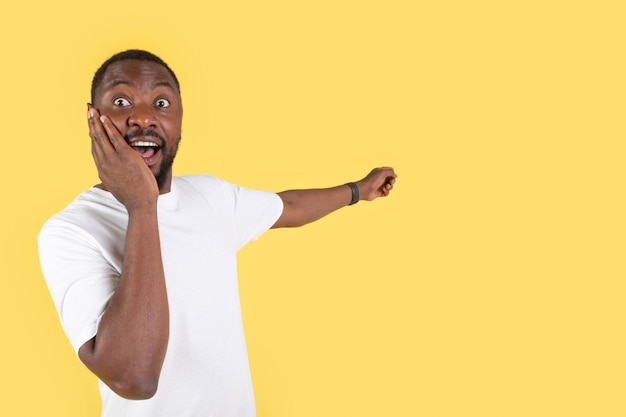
125,129,166,143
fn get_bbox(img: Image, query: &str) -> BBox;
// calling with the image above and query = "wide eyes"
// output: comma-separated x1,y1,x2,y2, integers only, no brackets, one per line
156,98,170,108
113,97,131,106
111,97,171,108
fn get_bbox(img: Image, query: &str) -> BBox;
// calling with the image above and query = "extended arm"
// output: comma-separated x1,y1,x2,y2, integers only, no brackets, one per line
78,106,169,399
272,167,397,228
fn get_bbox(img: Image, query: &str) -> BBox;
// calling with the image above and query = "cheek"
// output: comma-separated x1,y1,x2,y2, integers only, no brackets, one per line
164,118,182,138
97,110,128,135
110,117,128,135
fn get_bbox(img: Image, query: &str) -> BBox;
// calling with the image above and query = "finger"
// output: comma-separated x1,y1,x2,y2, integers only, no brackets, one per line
99,115,128,153
382,181,394,197
90,126,108,170
380,167,397,179
87,105,102,141
88,109,107,162
88,106,115,154
91,132,103,160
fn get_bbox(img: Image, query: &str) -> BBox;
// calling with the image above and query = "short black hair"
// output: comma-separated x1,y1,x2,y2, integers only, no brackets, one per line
90,49,180,103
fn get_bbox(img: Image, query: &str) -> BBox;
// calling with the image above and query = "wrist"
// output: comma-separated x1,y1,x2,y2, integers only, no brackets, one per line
346,182,359,205
126,199,158,217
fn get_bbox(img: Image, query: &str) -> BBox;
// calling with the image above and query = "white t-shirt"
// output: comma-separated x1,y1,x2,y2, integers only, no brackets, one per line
38,175,283,417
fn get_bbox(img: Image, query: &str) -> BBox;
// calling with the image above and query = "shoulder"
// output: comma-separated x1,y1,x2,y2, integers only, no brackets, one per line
173,174,234,190
172,174,239,200
39,188,126,244
171,174,280,211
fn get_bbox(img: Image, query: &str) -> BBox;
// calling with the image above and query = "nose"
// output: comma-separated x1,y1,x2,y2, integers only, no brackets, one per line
127,102,157,128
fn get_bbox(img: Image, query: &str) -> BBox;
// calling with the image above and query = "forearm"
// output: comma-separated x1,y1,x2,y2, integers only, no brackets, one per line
79,205,169,399
272,167,397,229
274,184,353,228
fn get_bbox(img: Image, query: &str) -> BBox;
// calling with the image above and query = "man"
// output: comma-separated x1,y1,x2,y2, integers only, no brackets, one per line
38,49,397,417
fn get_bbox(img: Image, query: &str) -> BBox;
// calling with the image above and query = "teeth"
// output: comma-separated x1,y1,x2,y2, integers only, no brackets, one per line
131,141,159,147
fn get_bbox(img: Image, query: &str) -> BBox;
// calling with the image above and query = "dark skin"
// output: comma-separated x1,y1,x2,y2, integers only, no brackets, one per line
81,59,397,399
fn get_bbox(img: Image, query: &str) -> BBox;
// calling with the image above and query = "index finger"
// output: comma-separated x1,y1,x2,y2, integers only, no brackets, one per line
88,105,115,158
99,114,129,153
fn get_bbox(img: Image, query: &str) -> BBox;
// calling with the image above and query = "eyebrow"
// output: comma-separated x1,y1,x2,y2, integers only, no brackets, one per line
105,80,177,92
152,81,177,91
106,80,132,89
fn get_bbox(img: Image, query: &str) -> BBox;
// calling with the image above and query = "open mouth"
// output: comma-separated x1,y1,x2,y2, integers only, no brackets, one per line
131,140,160,160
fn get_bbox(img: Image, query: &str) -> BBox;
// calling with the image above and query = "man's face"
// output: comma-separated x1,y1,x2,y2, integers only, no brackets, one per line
93,59,183,190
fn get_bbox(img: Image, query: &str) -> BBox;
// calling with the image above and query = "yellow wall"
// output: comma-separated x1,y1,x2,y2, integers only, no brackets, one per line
1,1,624,416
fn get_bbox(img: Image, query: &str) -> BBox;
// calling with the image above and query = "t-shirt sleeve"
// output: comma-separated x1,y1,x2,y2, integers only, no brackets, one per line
38,219,119,354
231,185,283,251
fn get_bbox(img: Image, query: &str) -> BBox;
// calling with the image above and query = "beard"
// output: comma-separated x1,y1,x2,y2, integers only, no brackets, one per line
125,129,181,191
155,142,178,190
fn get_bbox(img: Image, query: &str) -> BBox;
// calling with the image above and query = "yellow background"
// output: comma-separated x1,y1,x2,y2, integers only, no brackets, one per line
1,1,624,416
